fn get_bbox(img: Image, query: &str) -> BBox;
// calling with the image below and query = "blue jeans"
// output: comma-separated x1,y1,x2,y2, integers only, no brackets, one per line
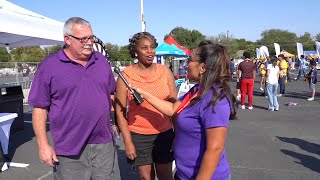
267,82,279,110
225,174,232,180
278,76,286,94
297,68,306,79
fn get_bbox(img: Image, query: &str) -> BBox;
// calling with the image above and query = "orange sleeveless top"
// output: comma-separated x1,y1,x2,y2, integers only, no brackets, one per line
123,64,173,134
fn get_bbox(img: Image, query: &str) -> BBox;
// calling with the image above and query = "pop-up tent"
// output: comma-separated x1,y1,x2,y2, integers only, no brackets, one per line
165,35,192,56
0,0,64,47
156,42,186,57
280,50,294,57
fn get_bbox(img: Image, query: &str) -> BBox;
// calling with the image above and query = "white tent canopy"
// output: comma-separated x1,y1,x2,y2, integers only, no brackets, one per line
0,0,64,47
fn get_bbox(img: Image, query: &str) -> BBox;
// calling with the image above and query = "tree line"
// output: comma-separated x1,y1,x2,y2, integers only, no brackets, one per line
1,28,319,63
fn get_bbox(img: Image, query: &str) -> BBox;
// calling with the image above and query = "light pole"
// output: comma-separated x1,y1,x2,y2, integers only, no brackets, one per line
140,0,146,32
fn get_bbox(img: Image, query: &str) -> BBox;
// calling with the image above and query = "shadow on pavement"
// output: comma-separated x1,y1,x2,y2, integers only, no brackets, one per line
277,136,320,156
251,104,268,110
280,149,320,173
281,92,311,100
8,113,50,160
115,141,139,180
277,136,320,173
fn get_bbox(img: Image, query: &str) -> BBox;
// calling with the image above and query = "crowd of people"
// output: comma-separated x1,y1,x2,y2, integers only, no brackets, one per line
236,52,318,111
28,17,236,180
27,16,318,180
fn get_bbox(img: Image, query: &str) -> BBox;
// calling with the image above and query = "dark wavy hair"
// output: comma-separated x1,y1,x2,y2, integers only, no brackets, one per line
128,32,158,58
269,55,278,68
191,40,237,120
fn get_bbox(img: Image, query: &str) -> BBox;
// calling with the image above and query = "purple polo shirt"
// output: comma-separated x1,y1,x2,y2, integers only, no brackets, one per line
174,86,231,180
28,49,115,156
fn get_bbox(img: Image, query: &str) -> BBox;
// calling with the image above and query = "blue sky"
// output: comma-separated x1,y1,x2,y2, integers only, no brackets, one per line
7,0,320,46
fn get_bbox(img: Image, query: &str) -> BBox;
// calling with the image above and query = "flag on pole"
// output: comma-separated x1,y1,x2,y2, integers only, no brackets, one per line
274,43,280,57
296,43,304,59
256,48,261,59
259,46,269,59
315,41,320,58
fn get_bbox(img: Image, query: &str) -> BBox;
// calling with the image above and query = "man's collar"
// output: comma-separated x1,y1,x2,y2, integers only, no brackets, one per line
58,48,98,62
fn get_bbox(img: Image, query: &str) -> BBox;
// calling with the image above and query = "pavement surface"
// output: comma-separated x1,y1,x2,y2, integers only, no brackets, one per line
1,71,320,180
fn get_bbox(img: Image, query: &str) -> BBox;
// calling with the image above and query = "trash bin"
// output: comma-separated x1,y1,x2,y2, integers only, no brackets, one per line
0,85,24,134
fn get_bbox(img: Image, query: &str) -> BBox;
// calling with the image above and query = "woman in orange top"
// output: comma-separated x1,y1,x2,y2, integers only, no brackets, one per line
115,32,177,180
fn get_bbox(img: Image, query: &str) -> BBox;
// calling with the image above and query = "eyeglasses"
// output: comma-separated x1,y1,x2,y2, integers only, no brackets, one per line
67,34,97,43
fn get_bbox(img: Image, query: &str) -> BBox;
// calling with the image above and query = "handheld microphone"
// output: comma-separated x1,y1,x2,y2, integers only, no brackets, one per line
114,67,144,105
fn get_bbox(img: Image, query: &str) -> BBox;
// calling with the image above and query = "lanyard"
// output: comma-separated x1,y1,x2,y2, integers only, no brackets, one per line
175,86,201,115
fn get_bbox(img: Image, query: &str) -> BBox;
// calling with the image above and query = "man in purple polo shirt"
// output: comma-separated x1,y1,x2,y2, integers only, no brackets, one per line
28,17,120,179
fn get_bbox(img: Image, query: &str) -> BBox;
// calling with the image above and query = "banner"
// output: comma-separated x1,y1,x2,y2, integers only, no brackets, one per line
259,46,269,59
297,43,304,59
274,43,281,57
256,48,261,59
316,41,320,57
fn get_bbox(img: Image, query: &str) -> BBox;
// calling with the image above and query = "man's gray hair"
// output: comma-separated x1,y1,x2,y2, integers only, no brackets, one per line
63,17,91,36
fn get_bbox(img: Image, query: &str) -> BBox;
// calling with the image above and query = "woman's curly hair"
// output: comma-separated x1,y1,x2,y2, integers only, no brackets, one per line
128,32,158,58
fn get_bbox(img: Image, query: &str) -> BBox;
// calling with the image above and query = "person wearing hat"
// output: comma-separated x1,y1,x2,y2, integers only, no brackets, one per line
278,54,287,96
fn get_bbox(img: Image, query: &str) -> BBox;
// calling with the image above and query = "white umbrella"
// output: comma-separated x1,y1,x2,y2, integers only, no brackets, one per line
0,0,64,47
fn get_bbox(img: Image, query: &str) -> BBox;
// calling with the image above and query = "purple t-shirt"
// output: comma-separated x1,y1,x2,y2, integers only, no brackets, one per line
28,49,116,156
174,87,231,180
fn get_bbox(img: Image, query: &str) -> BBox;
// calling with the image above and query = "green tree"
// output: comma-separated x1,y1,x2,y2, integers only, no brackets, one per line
105,43,133,62
298,32,314,50
10,46,46,62
0,47,11,62
228,38,256,58
207,32,233,46
315,33,320,42
164,27,206,49
117,45,132,61
257,29,298,55
105,43,120,61
43,45,62,56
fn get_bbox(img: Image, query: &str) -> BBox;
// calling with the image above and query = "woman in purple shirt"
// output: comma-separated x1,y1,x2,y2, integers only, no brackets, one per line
134,40,237,180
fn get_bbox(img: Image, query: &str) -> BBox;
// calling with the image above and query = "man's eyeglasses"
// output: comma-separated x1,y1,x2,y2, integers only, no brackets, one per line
67,34,97,43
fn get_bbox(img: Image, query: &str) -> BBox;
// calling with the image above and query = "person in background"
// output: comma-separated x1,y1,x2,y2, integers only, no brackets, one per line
306,60,317,101
236,77,241,101
286,56,293,81
278,54,287,96
238,51,256,109
133,40,236,180
28,17,120,179
115,32,177,180
169,61,173,72
230,58,235,78
266,56,280,111
295,55,307,81
22,64,31,81
235,58,243,101
258,57,267,91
